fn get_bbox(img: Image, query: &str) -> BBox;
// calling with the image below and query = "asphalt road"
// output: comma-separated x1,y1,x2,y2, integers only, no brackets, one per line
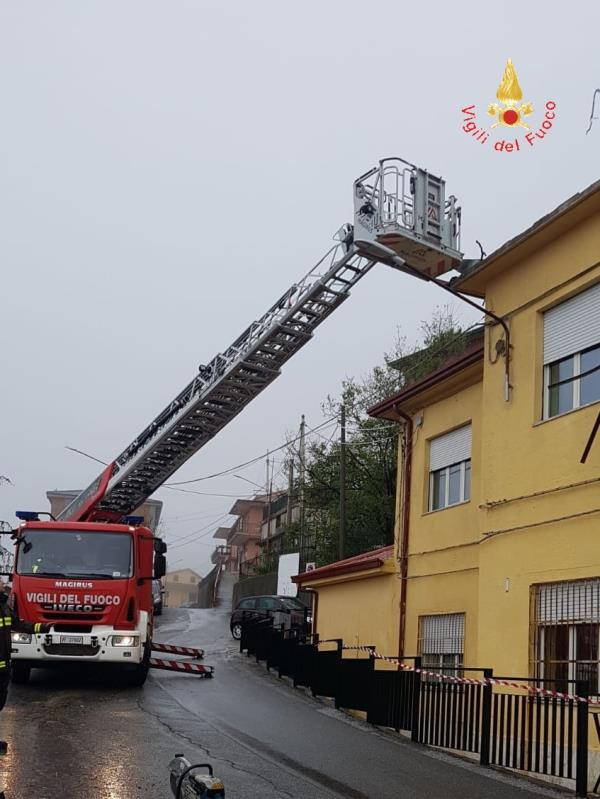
0,577,571,798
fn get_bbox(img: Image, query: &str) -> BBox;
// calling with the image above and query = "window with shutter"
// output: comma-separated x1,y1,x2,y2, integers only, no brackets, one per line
531,579,600,696
543,284,600,418
428,425,472,511
418,613,465,676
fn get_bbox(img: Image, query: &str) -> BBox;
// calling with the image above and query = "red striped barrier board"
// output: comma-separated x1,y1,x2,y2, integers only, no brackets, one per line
152,642,204,659
149,657,214,677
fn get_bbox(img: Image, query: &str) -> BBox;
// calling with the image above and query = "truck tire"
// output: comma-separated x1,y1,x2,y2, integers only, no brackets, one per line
11,663,31,685
122,639,151,687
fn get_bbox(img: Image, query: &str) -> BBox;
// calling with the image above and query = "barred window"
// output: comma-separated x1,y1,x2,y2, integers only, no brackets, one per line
531,579,600,696
418,613,465,676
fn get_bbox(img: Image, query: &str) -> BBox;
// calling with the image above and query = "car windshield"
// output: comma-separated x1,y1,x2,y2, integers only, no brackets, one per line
17,530,133,578
280,597,306,610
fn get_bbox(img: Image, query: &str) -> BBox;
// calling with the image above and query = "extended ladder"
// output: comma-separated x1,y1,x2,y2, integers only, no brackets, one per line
59,234,376,521
58,157,462,523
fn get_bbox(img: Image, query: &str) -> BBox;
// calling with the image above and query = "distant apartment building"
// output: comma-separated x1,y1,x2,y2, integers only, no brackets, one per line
164,567,202,608
47,490,163,532
212,495,267,573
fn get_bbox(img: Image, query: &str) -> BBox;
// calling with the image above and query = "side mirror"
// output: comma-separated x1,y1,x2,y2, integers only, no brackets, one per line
154,553,166,579
23,541,32,554
154,538,167,555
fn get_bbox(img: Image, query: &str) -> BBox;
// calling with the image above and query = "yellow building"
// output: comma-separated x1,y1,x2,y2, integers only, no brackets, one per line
164,567,202,608
297,177,600,705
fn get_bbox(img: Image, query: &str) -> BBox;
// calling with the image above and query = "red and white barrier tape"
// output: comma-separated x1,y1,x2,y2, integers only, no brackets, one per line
152,642,204,659
149,657,214,676
340,645,600,705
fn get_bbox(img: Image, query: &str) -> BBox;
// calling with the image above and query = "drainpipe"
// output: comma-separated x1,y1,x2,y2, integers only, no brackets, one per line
394,404,413,662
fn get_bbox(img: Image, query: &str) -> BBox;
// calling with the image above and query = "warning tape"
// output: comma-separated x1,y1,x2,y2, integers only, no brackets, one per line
152,642,204,659
149,658,214,677
340,645,600,705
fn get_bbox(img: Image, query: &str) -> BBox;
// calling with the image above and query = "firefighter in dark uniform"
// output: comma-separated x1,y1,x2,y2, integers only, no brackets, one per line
0,581,50,753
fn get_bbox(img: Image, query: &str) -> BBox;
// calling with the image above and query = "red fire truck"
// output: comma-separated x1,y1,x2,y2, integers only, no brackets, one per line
5,158,466,685
9,464,167,685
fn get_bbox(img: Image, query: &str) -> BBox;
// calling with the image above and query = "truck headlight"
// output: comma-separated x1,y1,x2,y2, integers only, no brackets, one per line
111,635,140,647
11,632,32,644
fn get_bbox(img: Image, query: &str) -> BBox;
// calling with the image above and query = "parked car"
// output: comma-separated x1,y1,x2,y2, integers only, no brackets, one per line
152,579,163,616
230,595,310,640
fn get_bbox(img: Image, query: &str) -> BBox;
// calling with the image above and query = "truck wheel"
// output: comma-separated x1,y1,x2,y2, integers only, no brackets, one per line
11,663,31,685
122,640,151,687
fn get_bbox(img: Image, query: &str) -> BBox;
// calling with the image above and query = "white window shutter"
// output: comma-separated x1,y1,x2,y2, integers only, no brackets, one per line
544,283,600,364
420,613,465,654
429,425,472,472
536,580,600,624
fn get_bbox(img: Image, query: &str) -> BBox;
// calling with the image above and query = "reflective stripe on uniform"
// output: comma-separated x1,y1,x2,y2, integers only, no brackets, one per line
33,623,42,634
0,661,7,669
0,617,11,627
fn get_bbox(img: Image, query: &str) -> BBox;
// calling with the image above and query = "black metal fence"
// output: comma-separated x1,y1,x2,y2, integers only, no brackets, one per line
240,618,591,796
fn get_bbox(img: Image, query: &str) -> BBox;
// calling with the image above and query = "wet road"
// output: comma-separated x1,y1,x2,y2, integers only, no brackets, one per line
0,577,568,798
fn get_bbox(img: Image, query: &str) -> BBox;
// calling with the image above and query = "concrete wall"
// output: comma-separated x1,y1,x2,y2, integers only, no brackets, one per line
232,573,278,607
197,565,220,608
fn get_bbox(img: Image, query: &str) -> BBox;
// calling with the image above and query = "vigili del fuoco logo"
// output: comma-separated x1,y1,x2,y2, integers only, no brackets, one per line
460,58,557,153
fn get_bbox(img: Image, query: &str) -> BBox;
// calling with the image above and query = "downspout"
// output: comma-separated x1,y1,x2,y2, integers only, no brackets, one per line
394,404,413,662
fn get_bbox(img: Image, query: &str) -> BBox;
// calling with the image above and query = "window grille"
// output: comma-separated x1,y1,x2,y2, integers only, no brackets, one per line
531,579,600,696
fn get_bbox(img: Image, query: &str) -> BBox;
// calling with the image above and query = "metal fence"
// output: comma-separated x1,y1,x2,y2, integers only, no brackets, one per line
240,618,591,796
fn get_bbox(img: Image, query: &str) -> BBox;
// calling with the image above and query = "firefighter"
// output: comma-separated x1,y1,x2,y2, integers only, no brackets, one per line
0,580,51,753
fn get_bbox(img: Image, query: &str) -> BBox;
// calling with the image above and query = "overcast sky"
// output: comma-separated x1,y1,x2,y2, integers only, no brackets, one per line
1,1,599,575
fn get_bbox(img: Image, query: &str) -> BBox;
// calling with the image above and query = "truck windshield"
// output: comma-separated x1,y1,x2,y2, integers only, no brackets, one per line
16,530,133,578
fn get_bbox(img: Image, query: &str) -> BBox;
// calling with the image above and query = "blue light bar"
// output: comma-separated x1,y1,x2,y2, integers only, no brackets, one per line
123,515,144,526
15,511,39,521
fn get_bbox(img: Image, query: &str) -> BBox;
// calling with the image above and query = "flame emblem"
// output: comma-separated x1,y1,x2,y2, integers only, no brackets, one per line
487,59,534,129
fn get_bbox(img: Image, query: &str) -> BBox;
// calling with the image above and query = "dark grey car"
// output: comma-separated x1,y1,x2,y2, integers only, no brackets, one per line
230,595,310,640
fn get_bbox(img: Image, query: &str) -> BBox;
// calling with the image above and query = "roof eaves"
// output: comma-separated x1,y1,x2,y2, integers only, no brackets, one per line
452,178,600,291
368,344,484,418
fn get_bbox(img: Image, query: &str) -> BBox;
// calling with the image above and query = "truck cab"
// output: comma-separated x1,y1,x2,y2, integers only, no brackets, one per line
9,517,166,686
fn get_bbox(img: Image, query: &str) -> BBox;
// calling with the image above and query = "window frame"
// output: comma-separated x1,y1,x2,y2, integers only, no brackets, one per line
531,580,600,697
418,612,465,679
428,458,471,511
543,343,600,419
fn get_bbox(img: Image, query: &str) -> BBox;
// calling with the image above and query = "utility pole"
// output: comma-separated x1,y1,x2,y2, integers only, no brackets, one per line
299,415,306,559
286,459,294,526
339,402,346,561
265,450,271,551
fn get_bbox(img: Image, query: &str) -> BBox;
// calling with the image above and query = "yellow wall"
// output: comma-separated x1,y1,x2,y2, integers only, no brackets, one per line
309,568,400,657
302,196,600,699
475,208,600,675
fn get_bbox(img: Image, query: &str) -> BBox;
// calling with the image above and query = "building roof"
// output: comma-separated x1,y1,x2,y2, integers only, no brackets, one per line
388,326,484,382
369,335,485,420
165,567,203,580
293,545,394,584
213,525,234,540
452,178,600,296
228,495,269,516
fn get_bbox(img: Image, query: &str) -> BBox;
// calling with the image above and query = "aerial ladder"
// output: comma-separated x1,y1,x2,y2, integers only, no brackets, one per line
57,157,463,524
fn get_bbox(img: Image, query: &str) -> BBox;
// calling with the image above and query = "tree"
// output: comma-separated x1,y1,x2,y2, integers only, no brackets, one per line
298,306,466,566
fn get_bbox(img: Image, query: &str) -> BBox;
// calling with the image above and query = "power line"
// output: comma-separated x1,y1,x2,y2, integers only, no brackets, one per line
166,416,337,486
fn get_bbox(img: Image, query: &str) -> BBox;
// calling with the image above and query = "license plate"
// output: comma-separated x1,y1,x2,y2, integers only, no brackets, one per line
59,635,84,645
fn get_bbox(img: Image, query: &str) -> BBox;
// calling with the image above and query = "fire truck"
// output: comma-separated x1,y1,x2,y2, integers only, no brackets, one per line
7,158,465,685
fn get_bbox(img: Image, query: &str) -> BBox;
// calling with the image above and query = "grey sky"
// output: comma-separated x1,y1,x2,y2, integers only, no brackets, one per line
1,1,599,575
